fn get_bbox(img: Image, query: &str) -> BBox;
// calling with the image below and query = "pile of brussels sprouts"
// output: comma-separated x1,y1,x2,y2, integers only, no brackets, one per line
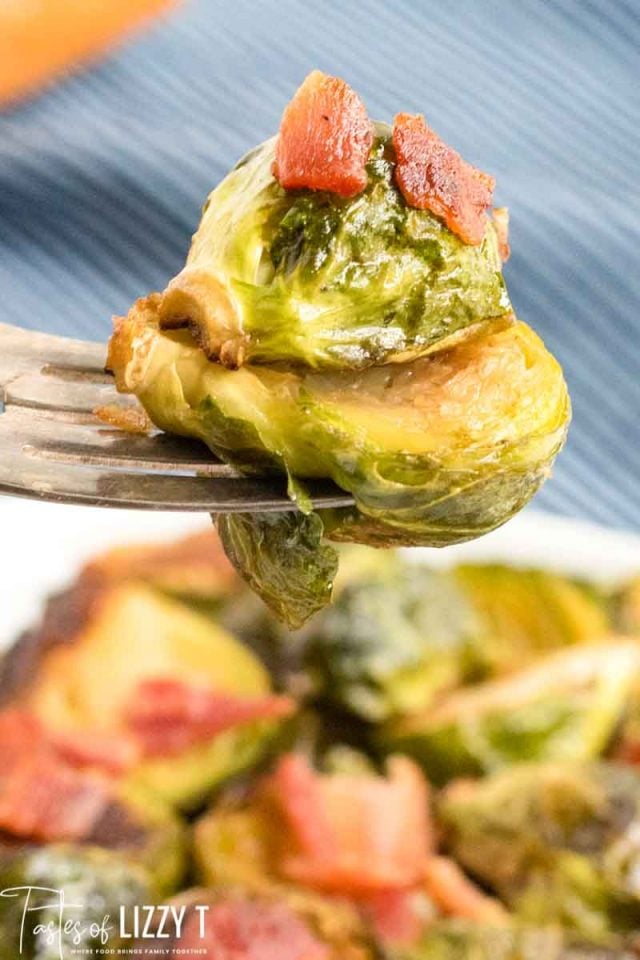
2,530,640,959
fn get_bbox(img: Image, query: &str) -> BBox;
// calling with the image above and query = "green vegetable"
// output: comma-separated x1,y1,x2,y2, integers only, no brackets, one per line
0,845,162,960
383,642,640,783
110,305,569,624
13,581,289,810
440,763,640,945
453,564,611,676
217,511,338,629
391,921,636,960
158,131,511,370
107,111,570,624
304,561,486,721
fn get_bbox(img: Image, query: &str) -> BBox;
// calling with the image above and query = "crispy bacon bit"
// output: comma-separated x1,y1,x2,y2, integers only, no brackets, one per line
0,708,129,841
0,754,110,842
359,888,427,947
492,206,510,262
271,753,432,896
0,709,49,775
273,70,373,198
180,897,330,960
422,856,508,923
50,729,140,775
392,113,495,244
126,678,295,757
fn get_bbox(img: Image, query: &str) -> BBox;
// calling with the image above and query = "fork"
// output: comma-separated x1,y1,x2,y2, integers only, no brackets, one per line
0,323,354,512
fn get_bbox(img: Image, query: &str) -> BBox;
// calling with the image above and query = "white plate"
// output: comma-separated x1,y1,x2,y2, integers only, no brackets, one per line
1,497,639,652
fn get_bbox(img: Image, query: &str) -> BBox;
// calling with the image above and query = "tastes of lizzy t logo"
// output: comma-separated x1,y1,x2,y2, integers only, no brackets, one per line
0,886,209,958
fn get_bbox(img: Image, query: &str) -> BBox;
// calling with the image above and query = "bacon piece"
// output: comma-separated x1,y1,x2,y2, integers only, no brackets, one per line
273,70,373,197
180,897,330,960
422,856,507,923
392,113,495,244
50,729,140,775
613,738,640,765
0,709,49,776
492,206,510,261
126,678,295,757
272,753,433,896
0,708,129,842
0,754,111,842
359,888,427,947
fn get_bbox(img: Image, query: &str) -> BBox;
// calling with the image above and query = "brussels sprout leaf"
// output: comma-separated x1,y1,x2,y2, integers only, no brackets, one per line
216,511,339,629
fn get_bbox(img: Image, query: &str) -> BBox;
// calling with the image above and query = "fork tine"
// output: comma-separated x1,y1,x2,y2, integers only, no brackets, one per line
0,324,356,512
3,406,237,474
5,371,122,416
0,443,353,511
0,322,105,390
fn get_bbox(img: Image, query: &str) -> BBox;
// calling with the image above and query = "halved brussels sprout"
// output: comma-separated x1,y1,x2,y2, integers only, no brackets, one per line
109,303,569,625
0,846,156,960
1,578,290,809
382,641,640,783
301,561,611,723
439,762,640,946
453,564,611,676
390,921,635,960
156,131,511,370
303,560,487,721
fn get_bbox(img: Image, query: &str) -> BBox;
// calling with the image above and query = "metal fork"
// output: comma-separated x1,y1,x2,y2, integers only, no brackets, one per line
0,323,354,512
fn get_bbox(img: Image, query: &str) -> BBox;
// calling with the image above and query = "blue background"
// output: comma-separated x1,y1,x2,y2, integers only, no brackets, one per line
1,0,638,531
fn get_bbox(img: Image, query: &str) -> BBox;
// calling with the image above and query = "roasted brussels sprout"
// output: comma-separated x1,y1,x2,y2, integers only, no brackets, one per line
390,921,637,960
301,561,613,723
303,560,486,721
1,578,292,809
107,74,570,623
109,303,568,624
453,564,611,675
0,845,156,960
440,762,640,946
382,642,640,783
157,129,511,370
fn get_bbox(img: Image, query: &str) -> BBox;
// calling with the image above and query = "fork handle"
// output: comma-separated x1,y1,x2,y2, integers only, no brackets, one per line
0,323,106,392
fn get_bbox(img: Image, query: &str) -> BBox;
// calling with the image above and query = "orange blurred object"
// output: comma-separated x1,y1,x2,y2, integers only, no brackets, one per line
0,0,177,106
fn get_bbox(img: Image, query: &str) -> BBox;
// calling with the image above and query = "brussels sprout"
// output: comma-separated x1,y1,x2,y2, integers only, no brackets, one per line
382,642,640,783
0,845,156,960
194,794,276,891
453,564,611,676
3,579,290,809
157,131,511,370
109,301,568,624
390,920,636,960
440,762,640,945
303,561,487,721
